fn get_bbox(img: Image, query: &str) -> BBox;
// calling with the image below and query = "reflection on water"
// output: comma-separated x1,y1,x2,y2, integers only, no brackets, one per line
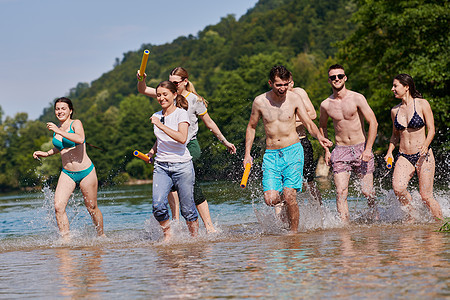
55,248,107,298
0,182,448,298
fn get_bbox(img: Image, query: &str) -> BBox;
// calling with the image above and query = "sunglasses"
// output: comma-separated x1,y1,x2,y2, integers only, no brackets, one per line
160,116,165,124
329,74,345,80
171,78,185,86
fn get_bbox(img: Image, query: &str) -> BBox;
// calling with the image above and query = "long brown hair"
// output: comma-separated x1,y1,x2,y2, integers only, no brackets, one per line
156,81,188,110
170,67,208,107
394,73,423,98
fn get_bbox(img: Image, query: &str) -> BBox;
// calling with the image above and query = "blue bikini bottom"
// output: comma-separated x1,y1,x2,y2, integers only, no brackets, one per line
62,163,94,184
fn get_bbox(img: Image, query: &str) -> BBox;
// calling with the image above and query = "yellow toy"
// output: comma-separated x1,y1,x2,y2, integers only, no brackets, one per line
137,49,150,81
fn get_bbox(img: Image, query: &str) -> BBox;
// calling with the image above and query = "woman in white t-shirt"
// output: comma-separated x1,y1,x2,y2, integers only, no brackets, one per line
146,81,198,241
138,68,236,233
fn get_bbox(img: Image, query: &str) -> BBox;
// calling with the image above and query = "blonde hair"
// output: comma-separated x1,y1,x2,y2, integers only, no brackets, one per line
170,67,208,107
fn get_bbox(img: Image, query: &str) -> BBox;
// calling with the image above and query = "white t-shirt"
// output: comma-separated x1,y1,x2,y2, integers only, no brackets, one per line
185,92,207,142
153,107,192,163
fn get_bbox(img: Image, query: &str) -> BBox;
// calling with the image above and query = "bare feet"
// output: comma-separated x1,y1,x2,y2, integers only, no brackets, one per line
58,232,71,243
274,202,289,229
206,226,217,234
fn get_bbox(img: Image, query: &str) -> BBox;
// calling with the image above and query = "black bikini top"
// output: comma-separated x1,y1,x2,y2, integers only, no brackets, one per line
394,99,425,130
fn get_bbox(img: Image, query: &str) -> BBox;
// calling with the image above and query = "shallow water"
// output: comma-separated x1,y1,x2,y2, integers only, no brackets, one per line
0,181,449,299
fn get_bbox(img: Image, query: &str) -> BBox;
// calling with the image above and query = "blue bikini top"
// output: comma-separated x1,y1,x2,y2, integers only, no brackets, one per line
52,121,81,150
394,99,425,130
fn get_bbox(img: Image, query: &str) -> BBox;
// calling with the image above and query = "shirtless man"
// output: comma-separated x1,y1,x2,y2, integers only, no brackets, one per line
319,64,378,223
244,66,332,233
289,79,323,205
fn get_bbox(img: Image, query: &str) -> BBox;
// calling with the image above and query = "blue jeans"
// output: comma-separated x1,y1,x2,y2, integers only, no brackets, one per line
152,160,198,222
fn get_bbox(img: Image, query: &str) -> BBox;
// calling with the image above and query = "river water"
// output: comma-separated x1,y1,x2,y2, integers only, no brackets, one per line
0,180,449,299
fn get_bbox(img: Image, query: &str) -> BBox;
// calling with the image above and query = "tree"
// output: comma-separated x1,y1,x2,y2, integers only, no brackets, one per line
337,0,449,148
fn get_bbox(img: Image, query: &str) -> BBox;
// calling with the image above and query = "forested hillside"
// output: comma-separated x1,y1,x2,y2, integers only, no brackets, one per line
0,0,448,191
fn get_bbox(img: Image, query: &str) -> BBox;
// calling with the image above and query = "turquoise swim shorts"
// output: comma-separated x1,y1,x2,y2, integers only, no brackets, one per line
262,142,304,192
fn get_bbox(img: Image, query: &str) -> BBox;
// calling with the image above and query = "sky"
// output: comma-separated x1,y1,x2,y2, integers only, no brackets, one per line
0,0,258,120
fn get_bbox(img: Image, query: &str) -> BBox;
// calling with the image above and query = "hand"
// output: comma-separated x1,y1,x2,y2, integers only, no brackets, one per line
384,152,393,163
318,135,333,149
150,116,163,127
137,70,147,81
146,152,155,164
46,122,58,133
33,151,47,159
419,145,429,156
360,149,373,162
224,141,237,154
324,150,331,166
243,155,253,167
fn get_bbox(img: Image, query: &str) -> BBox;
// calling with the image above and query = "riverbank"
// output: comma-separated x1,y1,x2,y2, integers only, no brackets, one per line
124,179,152,185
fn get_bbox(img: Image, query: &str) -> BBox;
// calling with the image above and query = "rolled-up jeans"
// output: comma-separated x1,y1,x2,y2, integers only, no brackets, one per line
152,160,198,222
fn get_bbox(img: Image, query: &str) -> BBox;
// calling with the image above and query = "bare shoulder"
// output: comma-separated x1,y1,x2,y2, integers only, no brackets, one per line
253,92,268,105
72,119,83,127
416,97,432,111
251,92,269,112
416,97,430,106
348,90,366,101
287,89,302,99
392,103,401,111
391,103,401,114
347,91,370,109
320,95,332,108
292,87,307,97
70,119,84,132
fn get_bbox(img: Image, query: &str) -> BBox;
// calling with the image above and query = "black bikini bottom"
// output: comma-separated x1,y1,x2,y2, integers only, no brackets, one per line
397,147,431,167
397,152,421,166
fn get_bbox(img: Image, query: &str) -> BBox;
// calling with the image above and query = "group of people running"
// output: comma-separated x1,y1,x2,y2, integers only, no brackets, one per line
244,64,442,233
33,63,443,240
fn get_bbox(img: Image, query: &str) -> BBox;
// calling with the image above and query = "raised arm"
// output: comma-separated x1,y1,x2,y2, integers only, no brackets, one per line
199,112,236,154
136,72,157,98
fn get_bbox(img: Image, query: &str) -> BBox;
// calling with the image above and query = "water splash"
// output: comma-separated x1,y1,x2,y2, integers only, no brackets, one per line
249,175,450,234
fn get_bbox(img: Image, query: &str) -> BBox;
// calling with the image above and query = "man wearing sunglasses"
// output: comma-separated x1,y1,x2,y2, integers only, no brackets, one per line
319,64,378,223
244,65,332,233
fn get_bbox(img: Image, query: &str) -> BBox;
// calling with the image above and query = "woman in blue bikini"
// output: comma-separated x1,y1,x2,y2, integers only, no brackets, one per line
385,74,442,221
33,97,105,237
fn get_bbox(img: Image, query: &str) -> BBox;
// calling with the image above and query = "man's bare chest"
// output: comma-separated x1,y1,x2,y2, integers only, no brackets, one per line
261,101,295,123
327,102,358,121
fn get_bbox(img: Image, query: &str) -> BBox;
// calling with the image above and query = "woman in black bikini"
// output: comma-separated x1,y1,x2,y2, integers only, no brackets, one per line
385,74,442,221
